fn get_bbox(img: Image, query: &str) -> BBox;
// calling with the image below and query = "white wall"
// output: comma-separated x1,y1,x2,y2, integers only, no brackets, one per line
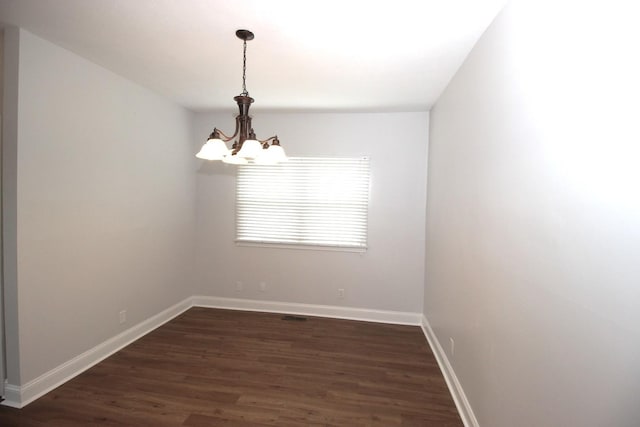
425,1,640,426
2,26,20,389
194,111,428,313
10,29,197,385
0,27,5,395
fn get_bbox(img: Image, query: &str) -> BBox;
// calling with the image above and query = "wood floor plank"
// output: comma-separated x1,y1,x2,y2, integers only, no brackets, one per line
0,307,463,426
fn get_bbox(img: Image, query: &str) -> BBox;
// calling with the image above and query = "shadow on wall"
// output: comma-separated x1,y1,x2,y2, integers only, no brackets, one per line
197,160,236,177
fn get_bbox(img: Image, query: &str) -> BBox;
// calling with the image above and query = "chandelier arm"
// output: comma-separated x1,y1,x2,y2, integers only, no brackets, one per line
213,121,240,142
257,136,279,144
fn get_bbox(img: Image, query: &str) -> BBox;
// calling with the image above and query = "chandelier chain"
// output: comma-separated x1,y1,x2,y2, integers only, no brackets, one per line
241,39,248,96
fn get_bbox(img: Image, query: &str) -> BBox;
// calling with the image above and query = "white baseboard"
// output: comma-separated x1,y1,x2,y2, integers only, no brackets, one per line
420,315,479,427
2,383,21,408
1,297,192,408
192,295,422,326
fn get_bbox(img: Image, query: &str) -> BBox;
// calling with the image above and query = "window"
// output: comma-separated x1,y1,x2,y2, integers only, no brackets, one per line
236,157,370,250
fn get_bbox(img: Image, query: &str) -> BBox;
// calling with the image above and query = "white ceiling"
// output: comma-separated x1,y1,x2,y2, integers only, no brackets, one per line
0,0,506,112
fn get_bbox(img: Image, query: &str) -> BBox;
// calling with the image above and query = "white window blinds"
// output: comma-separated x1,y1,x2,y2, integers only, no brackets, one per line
236,157,370,250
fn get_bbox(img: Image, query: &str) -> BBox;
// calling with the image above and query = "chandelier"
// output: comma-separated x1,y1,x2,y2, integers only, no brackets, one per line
196,29,286,165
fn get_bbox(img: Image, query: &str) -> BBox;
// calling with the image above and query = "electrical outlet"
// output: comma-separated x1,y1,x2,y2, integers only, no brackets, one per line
259,281,266,292
236,281,244,291
450,337,455,356
338,288,345,299
119,310,127,324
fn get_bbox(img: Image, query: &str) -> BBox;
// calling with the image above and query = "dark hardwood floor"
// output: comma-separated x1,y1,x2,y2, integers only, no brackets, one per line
0,307,463,426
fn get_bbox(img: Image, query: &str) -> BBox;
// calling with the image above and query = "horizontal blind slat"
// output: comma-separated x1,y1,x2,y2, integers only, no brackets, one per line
236,157,369,249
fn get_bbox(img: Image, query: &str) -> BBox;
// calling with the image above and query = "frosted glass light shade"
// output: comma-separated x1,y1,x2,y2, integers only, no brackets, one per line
267,144,287,162
236,139,263,159
222,154,249,165
255,144,288,165
195,139,230,160
254,151,277,165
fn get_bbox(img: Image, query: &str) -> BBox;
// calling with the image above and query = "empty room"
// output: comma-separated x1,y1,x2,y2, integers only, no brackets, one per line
0,0,639,426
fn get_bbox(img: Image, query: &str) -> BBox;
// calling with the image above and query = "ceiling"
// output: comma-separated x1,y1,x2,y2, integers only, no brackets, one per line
0,0,507,112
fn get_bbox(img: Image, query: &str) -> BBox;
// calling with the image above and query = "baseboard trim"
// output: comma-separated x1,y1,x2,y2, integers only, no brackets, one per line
1,297,192,408
2,383,21,408
192,295,422,326
420,315,479,427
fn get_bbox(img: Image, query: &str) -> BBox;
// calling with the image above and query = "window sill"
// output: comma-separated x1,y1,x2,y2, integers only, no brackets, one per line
235,241,367,253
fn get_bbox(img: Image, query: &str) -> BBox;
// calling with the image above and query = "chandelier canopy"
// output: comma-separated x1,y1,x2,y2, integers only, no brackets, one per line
196,30,286,165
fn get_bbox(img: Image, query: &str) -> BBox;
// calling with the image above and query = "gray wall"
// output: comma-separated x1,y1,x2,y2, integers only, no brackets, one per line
0,27,5,394
425,1,640,426
10,29,197,385
194,111,429,313
2,26,20,388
